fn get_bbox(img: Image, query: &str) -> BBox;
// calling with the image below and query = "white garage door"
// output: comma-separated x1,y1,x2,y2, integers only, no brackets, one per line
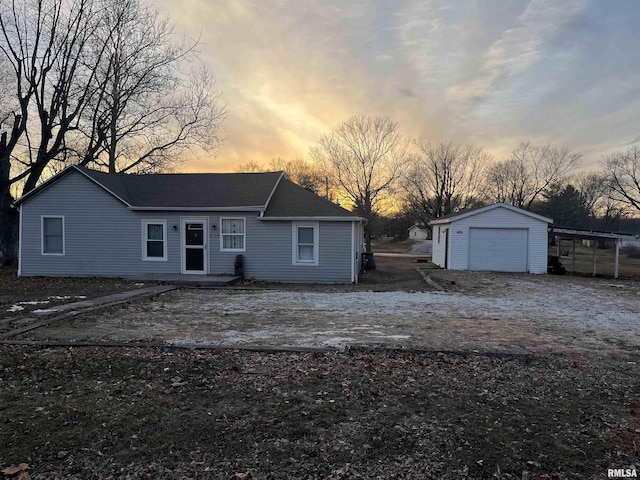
468,228,528,272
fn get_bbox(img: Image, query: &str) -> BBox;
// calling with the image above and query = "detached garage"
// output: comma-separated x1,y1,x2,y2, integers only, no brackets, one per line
429,203,553,274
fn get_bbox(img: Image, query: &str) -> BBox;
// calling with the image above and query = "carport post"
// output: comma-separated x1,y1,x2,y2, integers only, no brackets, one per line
592,241,597,277
614,239,620,279
572,239,576,275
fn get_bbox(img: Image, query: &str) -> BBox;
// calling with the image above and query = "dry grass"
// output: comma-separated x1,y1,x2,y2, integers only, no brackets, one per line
550,243,640,279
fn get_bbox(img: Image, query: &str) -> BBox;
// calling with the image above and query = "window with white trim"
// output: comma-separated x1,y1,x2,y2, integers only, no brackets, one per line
42,216,64,255
142,221,167,261
220,218,245,251
292,222,319,266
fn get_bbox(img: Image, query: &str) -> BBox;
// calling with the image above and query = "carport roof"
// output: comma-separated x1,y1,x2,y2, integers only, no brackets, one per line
429,202,553,225
549,226,638,240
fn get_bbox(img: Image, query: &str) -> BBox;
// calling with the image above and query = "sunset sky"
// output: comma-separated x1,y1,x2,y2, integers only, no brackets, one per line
154,0,640,173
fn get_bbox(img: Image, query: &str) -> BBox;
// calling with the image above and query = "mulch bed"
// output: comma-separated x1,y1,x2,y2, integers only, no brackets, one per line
1,346,638,479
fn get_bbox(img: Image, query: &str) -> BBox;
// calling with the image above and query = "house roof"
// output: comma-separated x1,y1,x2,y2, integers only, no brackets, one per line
263,178,357,219
14,165,283,209
14,165,362,220
408,223,428,231
79,167,284,209
429,202,553,225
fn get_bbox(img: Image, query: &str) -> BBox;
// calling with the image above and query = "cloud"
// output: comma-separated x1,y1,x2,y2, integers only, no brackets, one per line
446,0,587,104
153,0,640,172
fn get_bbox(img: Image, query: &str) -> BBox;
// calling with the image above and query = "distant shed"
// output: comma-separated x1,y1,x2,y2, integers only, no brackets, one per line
429,203,553,274
408,224,430,240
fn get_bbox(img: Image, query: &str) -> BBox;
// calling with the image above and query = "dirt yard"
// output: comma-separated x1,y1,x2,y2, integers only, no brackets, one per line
1,260,639,479
16,265,640,356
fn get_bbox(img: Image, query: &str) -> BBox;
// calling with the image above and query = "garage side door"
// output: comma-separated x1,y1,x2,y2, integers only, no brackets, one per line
468,228,528,272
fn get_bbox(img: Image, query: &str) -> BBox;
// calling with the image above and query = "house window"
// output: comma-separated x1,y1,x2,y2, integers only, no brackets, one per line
221,218,245,251
142,220,167,261
42,216,64,255
292,222,319,266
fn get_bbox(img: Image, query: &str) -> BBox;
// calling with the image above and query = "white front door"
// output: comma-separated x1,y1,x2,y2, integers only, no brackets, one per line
181,217,208,274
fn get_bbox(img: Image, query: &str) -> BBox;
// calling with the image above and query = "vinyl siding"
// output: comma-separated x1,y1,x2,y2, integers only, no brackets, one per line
448,207,548,274
210,215,353,283
19,169,355,282
20,170,183,277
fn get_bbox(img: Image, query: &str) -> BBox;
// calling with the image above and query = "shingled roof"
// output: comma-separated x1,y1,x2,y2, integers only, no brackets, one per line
79,167,283,208
14,166,362,220
15,166,282,209
263,178,356,218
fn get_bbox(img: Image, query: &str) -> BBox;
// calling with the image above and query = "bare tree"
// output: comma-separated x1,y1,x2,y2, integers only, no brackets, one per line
403,140,490,225
268,158,329,195
0,0,225,264
234,161,263,173
574,172,628,230
0,0,108,263
310,114,412,251
76,0,225,173
603,146,640,213
486,141,582,210
235,157,333,197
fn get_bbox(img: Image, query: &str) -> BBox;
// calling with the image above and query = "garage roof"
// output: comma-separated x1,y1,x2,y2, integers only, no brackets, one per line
429,202,553,225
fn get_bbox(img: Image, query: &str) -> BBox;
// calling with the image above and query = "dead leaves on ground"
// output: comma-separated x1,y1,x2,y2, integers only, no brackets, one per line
2,463,30,480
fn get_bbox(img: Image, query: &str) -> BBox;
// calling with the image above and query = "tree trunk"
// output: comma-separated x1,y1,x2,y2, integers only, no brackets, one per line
0,137,18,266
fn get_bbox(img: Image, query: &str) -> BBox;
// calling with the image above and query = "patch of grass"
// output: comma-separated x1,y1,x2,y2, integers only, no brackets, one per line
1,346,637,479
550,243,640,278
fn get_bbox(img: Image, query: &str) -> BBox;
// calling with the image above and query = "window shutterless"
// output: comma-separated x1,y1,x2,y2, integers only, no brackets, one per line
142,221,167,260
42,216,64,255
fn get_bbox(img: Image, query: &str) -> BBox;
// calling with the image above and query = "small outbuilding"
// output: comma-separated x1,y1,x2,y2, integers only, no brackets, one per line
408,223,430,240
429,203,553,274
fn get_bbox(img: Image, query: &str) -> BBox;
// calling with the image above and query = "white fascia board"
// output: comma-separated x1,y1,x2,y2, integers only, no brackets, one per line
429,218,451,226
263,172,285,211
430,202,553,225
260,216,365,222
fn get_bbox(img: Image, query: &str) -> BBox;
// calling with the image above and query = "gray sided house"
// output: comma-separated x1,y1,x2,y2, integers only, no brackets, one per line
14,166,365,283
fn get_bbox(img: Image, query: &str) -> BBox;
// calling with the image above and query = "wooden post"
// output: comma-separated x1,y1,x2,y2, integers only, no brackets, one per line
572,239,576,275
556,237,560,257
614,239,620,279
592,240,597,277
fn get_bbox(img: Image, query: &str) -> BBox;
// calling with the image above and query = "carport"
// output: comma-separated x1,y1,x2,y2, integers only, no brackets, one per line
549,227,638,279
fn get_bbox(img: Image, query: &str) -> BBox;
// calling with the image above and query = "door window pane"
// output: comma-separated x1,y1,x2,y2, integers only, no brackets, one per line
185,248,204,270
186,224,204,246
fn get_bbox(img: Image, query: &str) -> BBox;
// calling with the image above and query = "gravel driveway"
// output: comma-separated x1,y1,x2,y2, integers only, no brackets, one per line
26,271,640,355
